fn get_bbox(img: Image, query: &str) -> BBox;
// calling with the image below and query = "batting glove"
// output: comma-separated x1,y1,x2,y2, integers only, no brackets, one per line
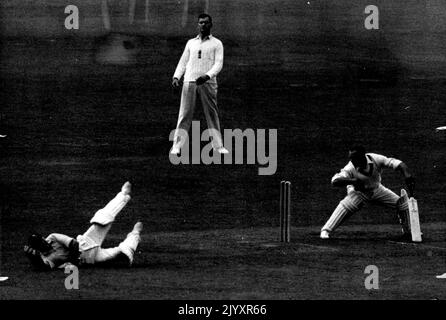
405,176,415,198
352,179,366,192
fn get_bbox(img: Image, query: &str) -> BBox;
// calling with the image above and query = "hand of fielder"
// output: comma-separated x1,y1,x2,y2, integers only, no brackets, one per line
195,75,210,85
24,245,37,256
172,77,180,88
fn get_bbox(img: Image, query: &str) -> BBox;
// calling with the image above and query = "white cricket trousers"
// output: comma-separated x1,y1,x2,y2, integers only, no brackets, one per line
78,192,131,264
173,81,223,149
322,184,402,232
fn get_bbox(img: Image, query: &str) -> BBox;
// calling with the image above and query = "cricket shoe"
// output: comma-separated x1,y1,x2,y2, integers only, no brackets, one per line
119,222,143,266
215,147,229,154
121,181,132,196
320,230,330,239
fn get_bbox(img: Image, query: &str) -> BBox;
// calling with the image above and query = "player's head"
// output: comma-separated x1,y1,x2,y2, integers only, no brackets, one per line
28,233,52,254
348,145,367,168
198,13,212,35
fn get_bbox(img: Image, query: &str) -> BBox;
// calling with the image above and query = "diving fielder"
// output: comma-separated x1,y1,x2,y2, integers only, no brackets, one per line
24,182,142,270
171,13,228,155
321,146,416,240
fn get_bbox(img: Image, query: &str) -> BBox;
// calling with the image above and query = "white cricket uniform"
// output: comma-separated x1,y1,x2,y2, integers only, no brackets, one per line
42,233,76,269
172,34,224,149
322,153,404,233
39,191,139,269
77,191,132,265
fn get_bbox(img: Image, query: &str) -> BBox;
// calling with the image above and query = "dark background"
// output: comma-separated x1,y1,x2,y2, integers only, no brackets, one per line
0,0,445,299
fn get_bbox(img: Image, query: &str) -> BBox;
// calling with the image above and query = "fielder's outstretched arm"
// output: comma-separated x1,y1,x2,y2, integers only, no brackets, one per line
46,233,74,247
24,246,52,270
173,41,191,81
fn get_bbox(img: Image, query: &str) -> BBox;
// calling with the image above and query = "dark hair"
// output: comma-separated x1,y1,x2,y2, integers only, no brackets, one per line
349,145,366,155
198,13,212,24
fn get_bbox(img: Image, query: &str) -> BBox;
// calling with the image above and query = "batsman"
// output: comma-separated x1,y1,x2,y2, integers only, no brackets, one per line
24,182,143,270
321,146,418,241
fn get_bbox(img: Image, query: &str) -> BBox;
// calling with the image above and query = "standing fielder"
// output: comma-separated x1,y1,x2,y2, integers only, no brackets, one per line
24,182,143,269
321,146,416,240
171,13,228,155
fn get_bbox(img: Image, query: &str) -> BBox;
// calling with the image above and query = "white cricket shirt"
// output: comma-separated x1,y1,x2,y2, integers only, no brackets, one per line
173,34,223,84
332,153,402,190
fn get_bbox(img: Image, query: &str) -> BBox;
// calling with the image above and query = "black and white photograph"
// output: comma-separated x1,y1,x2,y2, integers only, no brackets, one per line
1,0,446,306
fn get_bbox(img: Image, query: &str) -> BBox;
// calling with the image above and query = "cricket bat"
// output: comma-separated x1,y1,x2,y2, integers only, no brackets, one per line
401,189,422,242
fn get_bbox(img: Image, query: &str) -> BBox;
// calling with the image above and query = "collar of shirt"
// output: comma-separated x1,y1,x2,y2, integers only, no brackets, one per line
195,34,213,41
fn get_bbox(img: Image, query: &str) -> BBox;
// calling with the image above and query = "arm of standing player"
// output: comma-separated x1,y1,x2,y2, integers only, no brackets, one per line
204,40,223,80
172,41,190,87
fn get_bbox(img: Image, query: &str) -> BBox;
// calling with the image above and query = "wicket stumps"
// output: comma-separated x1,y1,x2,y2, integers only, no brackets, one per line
280,181,291,242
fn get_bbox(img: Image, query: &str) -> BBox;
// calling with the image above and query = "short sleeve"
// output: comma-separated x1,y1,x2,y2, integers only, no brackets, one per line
46,233,73,247
369,153,402,170
331,163,354,183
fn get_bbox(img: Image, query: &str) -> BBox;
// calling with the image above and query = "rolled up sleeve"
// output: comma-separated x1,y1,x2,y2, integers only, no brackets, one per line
370,153,402,170
46,233,74,248
331,163,354,184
